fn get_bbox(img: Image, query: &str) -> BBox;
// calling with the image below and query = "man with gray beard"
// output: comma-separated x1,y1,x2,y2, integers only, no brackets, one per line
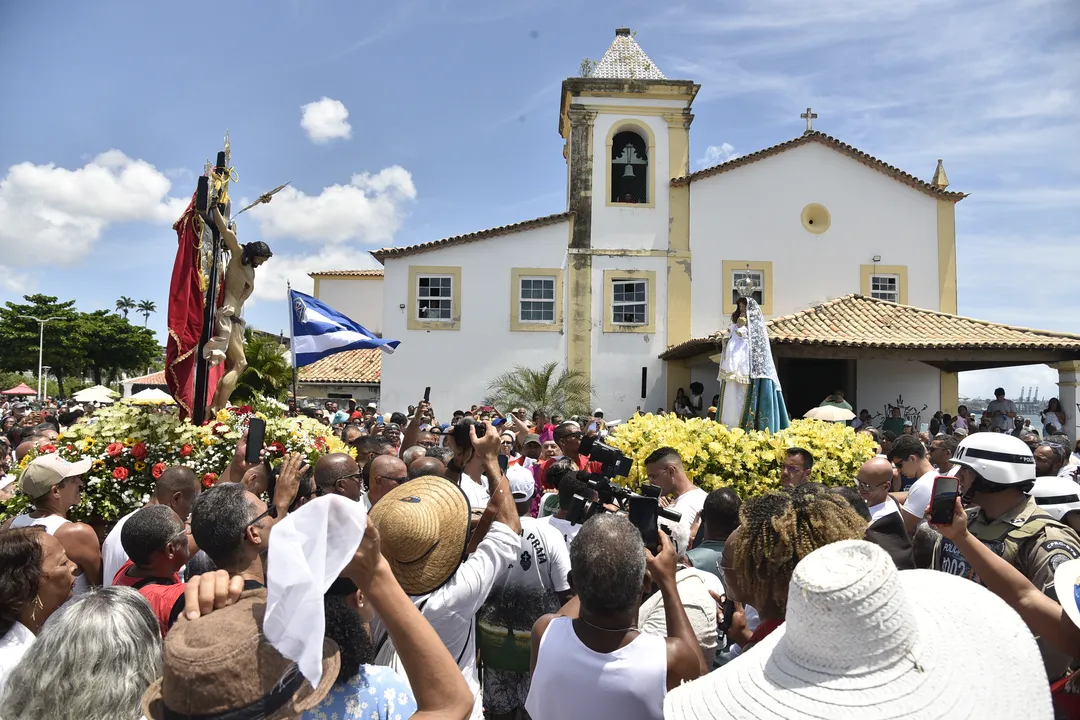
526,514,704,720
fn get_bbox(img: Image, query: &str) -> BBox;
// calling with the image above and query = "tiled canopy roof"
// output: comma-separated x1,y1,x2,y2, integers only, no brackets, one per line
125,370,166,385
672,131,967,202
591,28,666,80
298,349,382,384
661,295,1080,361
309,270,384,278
371,212,573,262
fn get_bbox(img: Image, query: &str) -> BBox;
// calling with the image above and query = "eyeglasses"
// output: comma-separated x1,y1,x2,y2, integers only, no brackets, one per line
377,474,408,485
782,464,805,474
247,505,278,527
856,480,890,492
715,559,734,586
1038,442,1064,451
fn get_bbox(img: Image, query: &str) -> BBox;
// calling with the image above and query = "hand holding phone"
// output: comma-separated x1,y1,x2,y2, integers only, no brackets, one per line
929,475,959,525
245,418,266,465
629,496,660,551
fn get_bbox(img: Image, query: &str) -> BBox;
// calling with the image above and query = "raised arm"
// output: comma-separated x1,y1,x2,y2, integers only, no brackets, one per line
646,532,707,685
400,400,428,458
472,421,521,535
211,206,242,257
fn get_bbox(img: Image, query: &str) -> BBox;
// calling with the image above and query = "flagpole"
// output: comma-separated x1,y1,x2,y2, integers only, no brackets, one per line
287,281,298,410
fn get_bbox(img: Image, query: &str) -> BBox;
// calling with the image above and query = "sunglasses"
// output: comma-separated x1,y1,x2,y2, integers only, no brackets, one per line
247,505,279,527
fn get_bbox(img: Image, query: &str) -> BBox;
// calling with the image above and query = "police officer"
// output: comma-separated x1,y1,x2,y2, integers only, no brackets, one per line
935,432,1080,679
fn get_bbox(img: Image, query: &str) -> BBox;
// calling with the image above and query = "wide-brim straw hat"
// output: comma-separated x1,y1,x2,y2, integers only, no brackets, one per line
142,592,339,720
368,475,470,596
665,540,1051,719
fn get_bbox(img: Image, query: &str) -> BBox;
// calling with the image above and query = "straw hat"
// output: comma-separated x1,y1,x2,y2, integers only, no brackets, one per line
367,475,470,596
665,540,1051,719
142,592,339,720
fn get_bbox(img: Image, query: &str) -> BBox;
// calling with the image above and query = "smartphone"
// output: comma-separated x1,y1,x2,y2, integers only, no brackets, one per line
929,475,959,525
246,417,266,465
423,387,431,403
628,496,660,551
497,454,509,474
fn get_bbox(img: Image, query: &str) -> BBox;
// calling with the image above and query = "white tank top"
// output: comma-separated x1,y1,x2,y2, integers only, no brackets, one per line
9,514,92,597
525,616,667,720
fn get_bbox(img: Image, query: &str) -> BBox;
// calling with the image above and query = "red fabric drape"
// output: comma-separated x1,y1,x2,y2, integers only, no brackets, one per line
165,195,224,420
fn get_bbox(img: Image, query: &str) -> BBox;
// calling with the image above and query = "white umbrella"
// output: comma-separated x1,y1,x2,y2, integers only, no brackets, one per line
73,385,119,404
127,388,176,405
804,405,856,422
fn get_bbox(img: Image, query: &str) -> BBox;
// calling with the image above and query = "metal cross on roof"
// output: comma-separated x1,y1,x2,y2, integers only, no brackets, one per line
800,107,818,132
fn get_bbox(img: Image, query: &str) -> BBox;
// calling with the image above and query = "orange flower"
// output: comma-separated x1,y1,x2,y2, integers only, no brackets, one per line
201,473,217,488
106,442,124,458
151,463,167,479
180,444,193,457
112,467,129,481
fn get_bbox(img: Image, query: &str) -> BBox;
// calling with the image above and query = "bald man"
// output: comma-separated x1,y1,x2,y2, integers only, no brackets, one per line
365,454,408,508
401,445,427,466
856,457,915,570
409,456,447,480
313,453,363,503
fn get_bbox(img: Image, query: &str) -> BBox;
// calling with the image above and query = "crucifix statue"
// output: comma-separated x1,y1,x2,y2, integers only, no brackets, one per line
801,107,818,133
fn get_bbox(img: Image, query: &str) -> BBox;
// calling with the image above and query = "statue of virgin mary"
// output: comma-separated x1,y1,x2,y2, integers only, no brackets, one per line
716,277,790,431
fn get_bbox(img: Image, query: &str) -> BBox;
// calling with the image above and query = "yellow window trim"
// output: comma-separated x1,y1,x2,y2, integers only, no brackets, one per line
407,265,461,331
860,264,908,305
510,268,564,332
605,120,656,209
603,269,657,334
721,260,773,316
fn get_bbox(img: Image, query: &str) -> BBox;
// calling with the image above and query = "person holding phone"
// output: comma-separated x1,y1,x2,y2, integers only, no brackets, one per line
934,432,1080,680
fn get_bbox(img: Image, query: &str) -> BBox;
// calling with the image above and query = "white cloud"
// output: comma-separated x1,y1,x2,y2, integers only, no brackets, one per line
249,246,379,302
0,151,186,266
249,166,416,244
695,143,736,168
300,97,352,143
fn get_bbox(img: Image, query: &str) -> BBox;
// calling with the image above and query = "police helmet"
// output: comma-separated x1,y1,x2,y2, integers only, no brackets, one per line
1031,476,1080,521
951,432,1035,487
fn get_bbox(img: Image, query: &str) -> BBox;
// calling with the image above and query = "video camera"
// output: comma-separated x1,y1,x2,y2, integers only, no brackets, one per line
567,436,681,548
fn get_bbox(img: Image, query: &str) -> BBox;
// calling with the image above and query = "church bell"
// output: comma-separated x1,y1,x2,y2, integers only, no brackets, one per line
622,165,636,179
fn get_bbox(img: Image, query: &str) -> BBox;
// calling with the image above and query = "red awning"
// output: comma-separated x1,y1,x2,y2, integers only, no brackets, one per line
1,383,36,396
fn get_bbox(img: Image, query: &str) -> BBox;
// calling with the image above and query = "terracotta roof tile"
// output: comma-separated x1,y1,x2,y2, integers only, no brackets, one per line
661,295,1080,360
371,212,574,262
125,370,166,385
298,349,382,384
671,131,967,202
309,270,384,278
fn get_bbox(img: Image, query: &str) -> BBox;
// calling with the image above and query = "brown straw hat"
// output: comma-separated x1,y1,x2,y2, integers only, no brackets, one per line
368,475,470,596
142,591,339,720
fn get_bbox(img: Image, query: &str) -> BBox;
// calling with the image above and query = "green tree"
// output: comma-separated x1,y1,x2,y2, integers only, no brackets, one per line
78,311,161,386
115,296,135,319
136,300,157,327
231,328,293,402
485,362,593,416
0,295,83,397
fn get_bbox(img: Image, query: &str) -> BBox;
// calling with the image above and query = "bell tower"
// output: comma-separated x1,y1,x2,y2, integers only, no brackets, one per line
559,28,699,406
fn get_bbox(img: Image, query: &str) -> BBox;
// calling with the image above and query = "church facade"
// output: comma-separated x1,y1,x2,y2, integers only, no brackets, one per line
326,29,969,422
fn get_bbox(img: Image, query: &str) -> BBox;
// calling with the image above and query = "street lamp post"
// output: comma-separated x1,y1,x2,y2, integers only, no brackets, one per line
18,316,62,401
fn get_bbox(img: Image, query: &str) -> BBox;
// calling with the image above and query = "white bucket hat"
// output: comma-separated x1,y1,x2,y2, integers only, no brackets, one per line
665,540,1051,719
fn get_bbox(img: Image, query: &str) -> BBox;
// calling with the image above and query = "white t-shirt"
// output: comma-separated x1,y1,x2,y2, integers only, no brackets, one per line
868,496,901,523
499,517,571,594
902,467,956,519
638,568,724,666
0,622,34,687
671,487,707,525
101,510,136,586
459,473,490,511
537,515,583,548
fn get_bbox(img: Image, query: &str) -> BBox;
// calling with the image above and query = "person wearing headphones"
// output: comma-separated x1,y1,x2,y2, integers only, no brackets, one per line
935,432,1080,680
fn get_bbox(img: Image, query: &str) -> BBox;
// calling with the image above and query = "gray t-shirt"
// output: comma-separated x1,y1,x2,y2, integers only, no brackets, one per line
986,399,1017,430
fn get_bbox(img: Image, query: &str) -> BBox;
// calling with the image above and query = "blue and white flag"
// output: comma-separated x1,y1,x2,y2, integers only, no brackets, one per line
289,289,399,368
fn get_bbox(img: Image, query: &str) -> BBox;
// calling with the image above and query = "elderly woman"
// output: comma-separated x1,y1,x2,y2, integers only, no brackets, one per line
0,527,77,682
0,586,162,719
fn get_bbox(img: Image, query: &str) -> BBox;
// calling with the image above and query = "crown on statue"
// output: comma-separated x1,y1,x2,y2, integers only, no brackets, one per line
735,268,759,299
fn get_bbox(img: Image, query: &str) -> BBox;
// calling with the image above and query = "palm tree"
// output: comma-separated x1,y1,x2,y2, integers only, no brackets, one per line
115,296,135,319
136,300,157,326
485,362,593,416
231,329,293,402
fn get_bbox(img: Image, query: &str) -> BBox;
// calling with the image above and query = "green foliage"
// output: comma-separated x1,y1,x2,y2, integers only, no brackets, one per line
136,300,157,326
485,362,593,417
115,296,136,319
231,329,292,402
0,295,162,398
579,58,598,77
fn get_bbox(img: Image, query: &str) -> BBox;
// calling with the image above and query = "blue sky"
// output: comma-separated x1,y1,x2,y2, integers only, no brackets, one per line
1,0,1076,401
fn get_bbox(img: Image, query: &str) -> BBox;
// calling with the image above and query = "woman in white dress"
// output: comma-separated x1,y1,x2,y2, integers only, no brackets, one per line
716,295,790,432
718,298,751,427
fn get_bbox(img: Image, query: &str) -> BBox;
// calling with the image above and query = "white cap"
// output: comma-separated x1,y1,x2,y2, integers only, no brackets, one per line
507,465,535,502
19,454,92,499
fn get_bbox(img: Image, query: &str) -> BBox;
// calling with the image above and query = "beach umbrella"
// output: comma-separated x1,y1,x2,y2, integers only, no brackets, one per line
1,383,36,396
128,388,176,405
804,406,856,422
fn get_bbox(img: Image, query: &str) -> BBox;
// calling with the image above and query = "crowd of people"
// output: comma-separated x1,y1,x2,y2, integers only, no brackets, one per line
0,390,1077,719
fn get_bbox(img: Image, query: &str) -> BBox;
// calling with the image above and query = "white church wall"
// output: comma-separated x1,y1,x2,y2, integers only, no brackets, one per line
857,360,941,427
590,112,671,252
688,142,941,338
379,221,571,414
316,277,383,336
590,254,669,421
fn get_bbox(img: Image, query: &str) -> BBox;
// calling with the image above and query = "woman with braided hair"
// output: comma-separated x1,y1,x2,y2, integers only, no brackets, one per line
720,487,866,652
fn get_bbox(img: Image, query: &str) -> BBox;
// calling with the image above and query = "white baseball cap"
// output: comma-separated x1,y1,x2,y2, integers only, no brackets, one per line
506,465,535,502
20,454,92,499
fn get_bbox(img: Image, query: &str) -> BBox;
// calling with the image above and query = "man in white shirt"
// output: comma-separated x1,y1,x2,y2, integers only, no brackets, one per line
892,435,944,535
478,466,572,719
987,387,1018,432
644,447,707,526
856,457,901,523
101,466,200,585
370,420,521,720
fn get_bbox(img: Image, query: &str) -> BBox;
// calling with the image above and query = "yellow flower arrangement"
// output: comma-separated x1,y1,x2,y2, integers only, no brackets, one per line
607,415,876,498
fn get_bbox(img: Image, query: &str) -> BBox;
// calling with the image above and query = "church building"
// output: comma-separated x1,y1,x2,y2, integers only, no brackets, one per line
310,29,1080,435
